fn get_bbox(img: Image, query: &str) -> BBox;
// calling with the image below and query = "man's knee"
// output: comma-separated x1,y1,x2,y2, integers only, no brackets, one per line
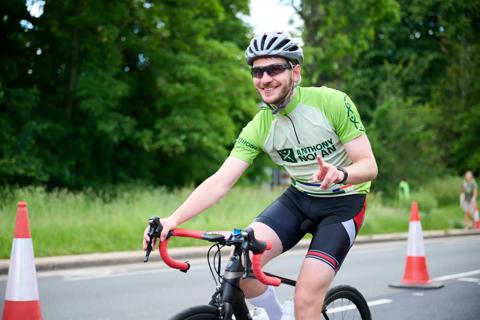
294,259,335,316
294,277,330,306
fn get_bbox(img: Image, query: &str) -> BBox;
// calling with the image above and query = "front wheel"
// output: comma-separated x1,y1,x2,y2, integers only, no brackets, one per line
169,304,219,320
323,285,371,320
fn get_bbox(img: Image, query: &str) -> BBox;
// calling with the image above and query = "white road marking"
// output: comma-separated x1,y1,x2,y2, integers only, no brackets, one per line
63,264,209,281
368,299,393,307
326,299,392,314
433,269,480,282
457,277,480,283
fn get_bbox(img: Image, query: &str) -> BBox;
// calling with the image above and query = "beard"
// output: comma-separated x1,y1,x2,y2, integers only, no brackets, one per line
260,77,293,106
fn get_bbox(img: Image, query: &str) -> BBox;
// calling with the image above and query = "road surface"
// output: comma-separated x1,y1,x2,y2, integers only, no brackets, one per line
1,235,479,319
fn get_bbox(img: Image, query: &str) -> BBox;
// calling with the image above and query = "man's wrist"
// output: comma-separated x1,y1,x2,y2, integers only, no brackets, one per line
337,167,348,184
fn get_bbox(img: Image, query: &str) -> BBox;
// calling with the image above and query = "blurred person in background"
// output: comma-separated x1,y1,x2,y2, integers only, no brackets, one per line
460,171,477,230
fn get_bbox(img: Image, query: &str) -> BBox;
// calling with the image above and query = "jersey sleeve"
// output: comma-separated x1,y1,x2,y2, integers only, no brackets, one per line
329,90,366,144
229,112,267,164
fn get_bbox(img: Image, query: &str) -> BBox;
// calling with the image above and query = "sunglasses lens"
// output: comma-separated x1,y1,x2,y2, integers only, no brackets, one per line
268,65,286,76
251,64,290,78
252,68,264,78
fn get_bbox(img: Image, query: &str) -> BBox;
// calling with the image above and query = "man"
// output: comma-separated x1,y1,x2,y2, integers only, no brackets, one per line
144,31,378,319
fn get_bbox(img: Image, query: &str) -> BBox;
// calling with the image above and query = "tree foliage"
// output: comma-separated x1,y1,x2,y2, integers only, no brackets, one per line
296,0,480,194
0,0,257,188
1,0,479,196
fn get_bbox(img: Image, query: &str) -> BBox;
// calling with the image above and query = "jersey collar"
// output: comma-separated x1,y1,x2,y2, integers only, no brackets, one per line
278,87,301,115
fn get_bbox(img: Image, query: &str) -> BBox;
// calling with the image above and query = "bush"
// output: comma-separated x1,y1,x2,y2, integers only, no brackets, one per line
423,175,462,207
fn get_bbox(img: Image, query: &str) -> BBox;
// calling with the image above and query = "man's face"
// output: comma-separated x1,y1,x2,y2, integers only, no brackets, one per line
252,57,301,105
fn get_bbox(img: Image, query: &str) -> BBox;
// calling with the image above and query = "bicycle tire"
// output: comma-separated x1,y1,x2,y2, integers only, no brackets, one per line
323,285,371,320
169,304,219,320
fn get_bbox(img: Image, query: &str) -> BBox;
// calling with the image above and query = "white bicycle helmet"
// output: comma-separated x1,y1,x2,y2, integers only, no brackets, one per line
245,31,303,66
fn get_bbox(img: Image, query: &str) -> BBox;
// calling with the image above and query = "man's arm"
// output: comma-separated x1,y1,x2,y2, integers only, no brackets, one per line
145,156,250,243
168,156,249,225
340,134,378,184
313,134,378,190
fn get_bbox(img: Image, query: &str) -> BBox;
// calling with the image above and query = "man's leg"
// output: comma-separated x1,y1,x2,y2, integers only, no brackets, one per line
294,258,335,319
240,221,284,318
293,216,360,320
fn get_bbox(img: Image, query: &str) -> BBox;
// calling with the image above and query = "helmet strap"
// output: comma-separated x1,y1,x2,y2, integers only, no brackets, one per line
267,62,299,114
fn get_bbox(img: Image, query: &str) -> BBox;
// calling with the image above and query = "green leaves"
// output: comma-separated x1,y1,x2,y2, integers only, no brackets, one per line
4,0,476,192
299,0,480,195
0,0,256,188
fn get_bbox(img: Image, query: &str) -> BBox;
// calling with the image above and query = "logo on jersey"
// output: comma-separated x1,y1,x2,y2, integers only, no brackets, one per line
344,95,365,132
297,139,336,160
278,139,337,163
277,148,297,163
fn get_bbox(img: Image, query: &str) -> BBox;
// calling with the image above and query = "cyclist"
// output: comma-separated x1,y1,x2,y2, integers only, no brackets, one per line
144,31,378,319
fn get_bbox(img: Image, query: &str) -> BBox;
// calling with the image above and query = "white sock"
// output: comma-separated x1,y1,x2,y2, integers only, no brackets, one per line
247,286,283,319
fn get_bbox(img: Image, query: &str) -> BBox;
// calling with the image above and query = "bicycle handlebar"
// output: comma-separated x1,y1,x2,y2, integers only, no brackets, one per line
252,244,281,286
159,228,205,272
145,216,281,286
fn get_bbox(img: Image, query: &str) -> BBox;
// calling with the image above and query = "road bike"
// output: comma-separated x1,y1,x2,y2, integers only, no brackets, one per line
144,216,372,320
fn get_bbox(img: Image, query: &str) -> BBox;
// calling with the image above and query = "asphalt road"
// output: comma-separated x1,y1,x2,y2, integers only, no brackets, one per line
1,234,479,319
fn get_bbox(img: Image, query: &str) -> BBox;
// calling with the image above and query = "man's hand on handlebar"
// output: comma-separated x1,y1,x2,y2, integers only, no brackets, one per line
142,216,178,251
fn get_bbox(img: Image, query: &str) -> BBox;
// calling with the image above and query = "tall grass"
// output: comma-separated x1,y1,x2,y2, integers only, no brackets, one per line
0,185,279,258
363,175,465,233
0,176,468,258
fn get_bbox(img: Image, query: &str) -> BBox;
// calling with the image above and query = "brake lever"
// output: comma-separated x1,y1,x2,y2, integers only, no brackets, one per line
242,249,252,279
144,238,154,263
241,231,252,279
144,216,162,263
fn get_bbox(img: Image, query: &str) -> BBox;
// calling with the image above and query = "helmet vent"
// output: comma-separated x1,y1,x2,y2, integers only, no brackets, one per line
289,45,299,52
260,34,267,49
253,40,259,51
275,39,290,50
266,38,276,49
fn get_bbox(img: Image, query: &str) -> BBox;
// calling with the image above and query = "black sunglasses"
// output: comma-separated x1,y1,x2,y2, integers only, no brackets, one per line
251,63,292,79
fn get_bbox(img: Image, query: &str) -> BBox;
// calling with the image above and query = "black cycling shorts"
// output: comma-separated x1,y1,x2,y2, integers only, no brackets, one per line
256,186,366,272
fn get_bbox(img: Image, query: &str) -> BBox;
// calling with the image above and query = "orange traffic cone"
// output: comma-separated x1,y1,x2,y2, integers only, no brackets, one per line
2,202,42,320
389,202,443,289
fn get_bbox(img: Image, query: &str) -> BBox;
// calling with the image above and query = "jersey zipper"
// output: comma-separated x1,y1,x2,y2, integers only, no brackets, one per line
285,114,301,144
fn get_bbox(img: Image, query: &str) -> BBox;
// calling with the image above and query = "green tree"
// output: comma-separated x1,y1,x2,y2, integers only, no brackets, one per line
368,69,444,194
295,0,400,88
0,0,258,189
293,0,480,194
427,0,480,173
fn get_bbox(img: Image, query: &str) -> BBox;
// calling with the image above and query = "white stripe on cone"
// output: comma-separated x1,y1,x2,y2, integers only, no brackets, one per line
5,238,40,301
406,221,426,257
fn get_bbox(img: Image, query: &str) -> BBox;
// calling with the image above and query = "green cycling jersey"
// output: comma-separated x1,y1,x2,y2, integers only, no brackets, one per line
230,86,371,197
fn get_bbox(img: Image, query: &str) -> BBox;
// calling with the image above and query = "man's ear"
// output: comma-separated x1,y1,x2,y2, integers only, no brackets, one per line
293,64,302,85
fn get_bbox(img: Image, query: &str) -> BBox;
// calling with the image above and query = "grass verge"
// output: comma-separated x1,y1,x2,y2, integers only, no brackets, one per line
0,176,468,258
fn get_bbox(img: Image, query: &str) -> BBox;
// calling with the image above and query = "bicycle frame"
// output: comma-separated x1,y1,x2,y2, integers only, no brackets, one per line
143,217,370,320
214,243,254,319
144,217,284,319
